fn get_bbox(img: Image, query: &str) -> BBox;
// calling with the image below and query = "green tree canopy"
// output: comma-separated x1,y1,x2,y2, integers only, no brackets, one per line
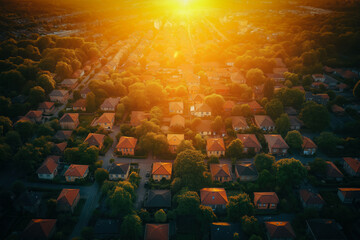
120,214,142,240
226,193,254,221
285,130,303,150
275,158,307,189
254,153,275,172
275,113,290,136
154,209,167,223
300,102,330,132
265,99,284,120
227,139,244,159
95,168,109,184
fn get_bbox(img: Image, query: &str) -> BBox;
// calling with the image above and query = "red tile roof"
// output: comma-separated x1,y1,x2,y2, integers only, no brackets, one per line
264,135,289,149
326,161,344,178
59,113,79,123
200,188,228,205
169,102,184,112
223,100,235,110
116,136,137,149
232,116,248,129
343,157,360,173
299,189,325,205
170,115,185,128
338,188,360,199
22,219,56,239
302,137,317,149
237,134,261,149
207,138,225,151
64,164,89,177
57,189,80,208
210,164,231,178
195,103,211,112
167,134,184,146
84,133,105,146
255,115,275,128
94,113,115,124
25,110,43,119
254,192,279,205
152,162,172,175
36,157,59,175
38,102,54,110
145,224,169,240
73,99,86,108
265,221,295,239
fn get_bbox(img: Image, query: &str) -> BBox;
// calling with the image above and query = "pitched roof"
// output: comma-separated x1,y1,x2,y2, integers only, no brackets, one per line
80,86,91,95
326,161,344,178
306,219,347,240
54,130,72,140
235,163,258,177
169,101,184,112
94,113,115,124
232,116,248,129
59,113,79,123
223,100,235,110
338,188,360,199
145,224,169,240
210,164,231,178
299,189,325,205
195,103,211,112
108,163,130,175
53,142,67,152
73,99,86,108
25,110,43,119
343,157,360,173
170,115,185,128
302,136,317,149
332,104,345,113
100,97,120,109
49,89,68,97
231,72,246,83
152,162,172,175
116,136,137,149
193,94,204,102
207,138,225,151
38,102,54,110
200,188,228,205
237,134,261,149
265,221,295,239
196,119,212,132
57,189,80,207
61,78,77,85
254,192,279,204
289,116,304,127
264,134,289,149
167,134,184,146
84,133,105,146
130,111,147,126
22,219,57,239
247,100,263,110
144,190,171,208
36,157,58,175
64,164,89,177
254,115,275,128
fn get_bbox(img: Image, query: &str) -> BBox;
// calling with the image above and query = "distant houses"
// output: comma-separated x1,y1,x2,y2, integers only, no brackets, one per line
64,164,89,182
152,162,172,181
59,113,79,130
254,192,279,210
91,113,115,130
200,188,228,210
116,136,137,156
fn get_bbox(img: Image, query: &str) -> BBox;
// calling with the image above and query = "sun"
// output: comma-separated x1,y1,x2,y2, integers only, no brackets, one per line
181,0,190,6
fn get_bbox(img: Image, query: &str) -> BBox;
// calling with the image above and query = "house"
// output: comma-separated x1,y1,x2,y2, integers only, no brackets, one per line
116,136,137,155
60,78,78,89
196,120,213,136
332,104,345,116
314,94,330,105
191,103,212,117
200,188,228,210
343,157,360,177
206,138,225,157
100,97,120,112
211,222,242,240
255,115,275,131
144,224,169,240
302,137,317,155
325,161,344,181
152,162,172,181
15,191,41,214
237,134,262,153
92,113,115,130
59,113,79,130
299,189,325,209
80,87,91,98
248,101,264,114
167,134,184,153
289,116,303,130
273,67,289,75
22,219,57,240
169,115,185,129
144,190,171,208
231,116,248,131
84,133,105,149
36,156,59,180
284,107,297,116
54,130,72,141
49,89,69,103
266,73,285,82
57,189,80,212
64,164,89,182
235,163,258,181
223,100,235,112
264,134,289,156
254,192,279,209
130,111,148,126
337,188,360,204
312,82,329,89
265,221,296,240
312,74,326,82
192,93,205,104
38,102,55,115
25,110,43,123
210,164,231,182
306,219,347,240
52,142,67,155
337,83,348,92
108,163,130,180
73,99,86,111
169,102,184,114
231,72,246,84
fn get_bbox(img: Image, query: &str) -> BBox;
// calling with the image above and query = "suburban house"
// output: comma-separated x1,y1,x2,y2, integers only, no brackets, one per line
237,134,262,153
284,107,297,116
144,224,169,240
299,189,325,209
84,133,105,149
169,115,185,129
100,97,120,112
332,104,345,116
22,219,57,240
254,192,279,209
247,100,264,114
266,73,285,82
92,113,115,130
264,134,289,156
36,156,59,180
265,221,296,240
54,130,72,141
312,82,329,89
337,188,360,204
302,137,317,156
56,189,80,212
255,115,275,131
343,157,360,176
206,138,225,157
235,163,258,181
152,162,172,181
59,113,79,130
52,142,67,155
289,116,303,130
72,99,86,111
306,219,347,240
25,110,43,123
116,136,137,155
167,134,184,153
231,71,246,83
325,161,344,181
169,101,184,114
49,89,69,103
196,120,213,136
80,86,91,98
38,102,55,115
223,100,235,112
211,223,242,240
144,190,171,209
312,74,326,82
130,111,148,126
60,78,78,89
200,188,228,210
191,103,212,117
64,164,89,182
210,164,231,182
192,93,205,104
231,116,248,131
108,162,130,180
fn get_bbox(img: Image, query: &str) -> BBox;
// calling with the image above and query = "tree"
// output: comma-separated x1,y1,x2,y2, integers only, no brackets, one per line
276,158,307,189
285,130,303,150
5,130,22,150
241,215,261,236
108,186,133,216
154,209,167,223
0,69,25,91
81,227,94,240
249,235,262,240
0,96,11,116
227,193,254,221
12,180,25,196
37,74,55,93
129,172,141,188
275,113,290,136
246,68,266,86
227,139,244,158
139,132,169,157
254,153,275,172
137,209,151,223
15,143,42,172
86,92,96,112
174,149,207,190
0,143,12,165
309,158,327,175
120,214,142,240
354,79,360,98
177,140,195,154
95,168,109,184
275,88,304,109
263,79,275,99
29,86,46,106
211,116,223,133
198,205,217,230
257,169,276,190
232,104,253,117
0,116,12,135
300,102,330,131
55,61,72,79
205,93,225,116
265,99,284,120
315,132,340,154
175,190,200,215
